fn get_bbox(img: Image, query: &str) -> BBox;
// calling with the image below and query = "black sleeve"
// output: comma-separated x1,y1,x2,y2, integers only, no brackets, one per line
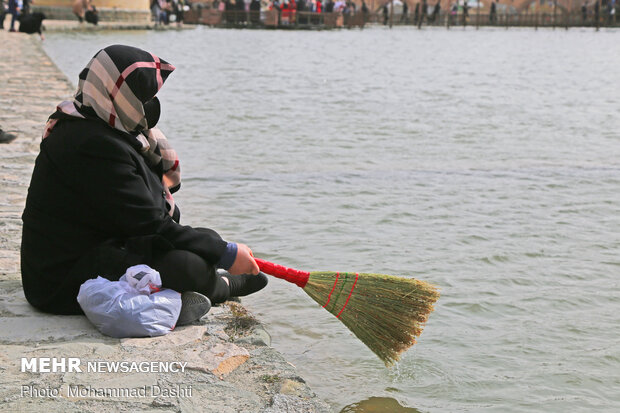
69,135,228,265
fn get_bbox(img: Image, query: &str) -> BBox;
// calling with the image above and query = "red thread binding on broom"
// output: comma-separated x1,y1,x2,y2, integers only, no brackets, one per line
336,273,359,318
322,272,340,308
255,258,310,288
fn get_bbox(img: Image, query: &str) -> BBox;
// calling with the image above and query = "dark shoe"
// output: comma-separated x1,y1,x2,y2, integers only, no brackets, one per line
0,129,17,143
225,272,269,298
177,291,211,326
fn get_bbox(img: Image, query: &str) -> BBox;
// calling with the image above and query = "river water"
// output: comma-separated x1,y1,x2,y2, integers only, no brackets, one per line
42,26,620,412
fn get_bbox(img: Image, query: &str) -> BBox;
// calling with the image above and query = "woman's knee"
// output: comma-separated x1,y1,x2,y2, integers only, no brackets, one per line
152,250,215,294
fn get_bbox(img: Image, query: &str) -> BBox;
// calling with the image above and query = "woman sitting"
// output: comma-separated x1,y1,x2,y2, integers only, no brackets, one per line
21,44,267,317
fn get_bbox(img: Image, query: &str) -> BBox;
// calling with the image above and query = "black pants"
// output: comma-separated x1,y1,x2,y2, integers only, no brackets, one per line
42,237,230,315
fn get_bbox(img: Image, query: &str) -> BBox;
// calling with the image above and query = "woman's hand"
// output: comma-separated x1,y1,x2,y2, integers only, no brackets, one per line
227,243,260,276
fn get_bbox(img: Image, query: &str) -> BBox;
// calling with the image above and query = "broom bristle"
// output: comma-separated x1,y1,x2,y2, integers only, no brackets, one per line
303,271,439,366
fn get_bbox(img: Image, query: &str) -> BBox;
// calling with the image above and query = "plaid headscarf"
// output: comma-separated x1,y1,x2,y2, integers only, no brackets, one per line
43,45,181,216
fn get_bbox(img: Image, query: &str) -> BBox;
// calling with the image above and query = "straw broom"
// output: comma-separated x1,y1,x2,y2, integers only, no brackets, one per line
254,258,440,366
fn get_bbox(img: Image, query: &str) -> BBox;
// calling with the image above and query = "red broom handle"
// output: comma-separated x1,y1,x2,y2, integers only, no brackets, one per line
254,258,310,288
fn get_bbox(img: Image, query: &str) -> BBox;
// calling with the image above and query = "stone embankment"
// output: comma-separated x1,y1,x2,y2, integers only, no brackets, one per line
39,19,192,31
0,30,331,413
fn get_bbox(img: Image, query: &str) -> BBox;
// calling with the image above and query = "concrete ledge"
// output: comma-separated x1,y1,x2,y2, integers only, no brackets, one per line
0,30,331,412
0,282,330,411
37,19,197,32
33,6,151,24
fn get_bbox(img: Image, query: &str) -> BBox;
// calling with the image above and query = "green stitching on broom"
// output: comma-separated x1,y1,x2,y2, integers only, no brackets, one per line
326,272,348,314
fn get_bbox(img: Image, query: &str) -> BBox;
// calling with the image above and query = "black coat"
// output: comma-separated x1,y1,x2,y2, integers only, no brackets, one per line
18,12,45,34
21,117,228,310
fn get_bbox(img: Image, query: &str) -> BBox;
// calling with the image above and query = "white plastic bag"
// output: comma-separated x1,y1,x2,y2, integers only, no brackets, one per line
77,265,181,338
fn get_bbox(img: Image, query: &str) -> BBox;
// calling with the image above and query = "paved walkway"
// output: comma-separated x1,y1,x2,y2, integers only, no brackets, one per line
0,30,331,413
